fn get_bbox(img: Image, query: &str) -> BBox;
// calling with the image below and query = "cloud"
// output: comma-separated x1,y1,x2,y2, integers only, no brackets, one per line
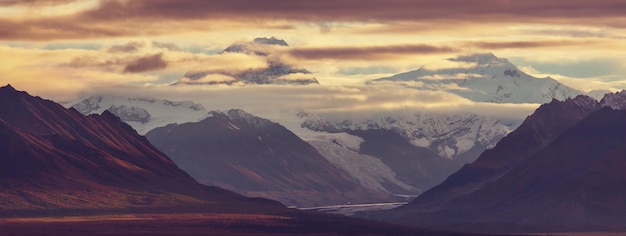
64,55,125,71
108,41,145,53
0,45,159,101
0,17,123,41
78,0,626,24
182,53,269,73
288,44,458,60
517,65,626,93
176,74,239,85
63,82,539,126
469,40,597,50
152,41,181,51
0,0,79,7
106,41,181,53
3,0,626,41
0,43,552,125
123,53,168,73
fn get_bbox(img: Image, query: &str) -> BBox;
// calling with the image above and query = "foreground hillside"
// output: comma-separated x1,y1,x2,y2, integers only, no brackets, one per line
0,84,284,215
368,93,626,233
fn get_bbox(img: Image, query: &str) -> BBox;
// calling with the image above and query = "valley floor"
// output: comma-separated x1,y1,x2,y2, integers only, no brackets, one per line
297,202,407,216
0,212,468,236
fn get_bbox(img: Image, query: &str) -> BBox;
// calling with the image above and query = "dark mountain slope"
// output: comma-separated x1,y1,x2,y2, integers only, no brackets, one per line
393,107,626,232
400,95,600,210
146,109,395,207
348,129,462,194
0,84,281,215
0,84,506,235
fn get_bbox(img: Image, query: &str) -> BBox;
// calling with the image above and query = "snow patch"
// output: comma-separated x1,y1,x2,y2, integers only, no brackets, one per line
70,95,207,135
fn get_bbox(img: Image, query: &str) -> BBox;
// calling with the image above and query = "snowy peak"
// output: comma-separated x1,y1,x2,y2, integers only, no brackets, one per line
207,109,274,129
223,36,289,55
73,96,205,114
253,36,289,46
71,95,207,134
107,105,151,123
449,52,499,63
587,89,613,101
299,111,510,161
569,94,603,110
175,37,318,86
445,53,523,78
373,53,583,104
600,90,626,110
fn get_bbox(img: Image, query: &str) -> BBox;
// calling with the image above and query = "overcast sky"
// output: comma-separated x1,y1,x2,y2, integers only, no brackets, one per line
1,0,625,120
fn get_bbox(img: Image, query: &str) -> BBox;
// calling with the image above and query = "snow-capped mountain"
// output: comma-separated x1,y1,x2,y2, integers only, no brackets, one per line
223,36,289,54
372,53,583,103
307,137,419,196
299,111,510,162
173,37,319,86
0,84,284,214
587,89,613,101
260,111,460,198
600,90,626,110
378,95,626,232
71,95,207,134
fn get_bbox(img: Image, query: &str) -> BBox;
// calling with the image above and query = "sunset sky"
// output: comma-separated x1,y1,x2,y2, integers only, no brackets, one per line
1,0,625,119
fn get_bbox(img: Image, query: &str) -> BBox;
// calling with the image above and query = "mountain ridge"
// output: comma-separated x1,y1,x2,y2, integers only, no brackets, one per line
145,109,397,207
367,92,626,232
0,84,283,215
372,53,583,104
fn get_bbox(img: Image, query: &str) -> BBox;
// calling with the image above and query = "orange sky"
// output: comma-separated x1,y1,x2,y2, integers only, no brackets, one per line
1,0,626,105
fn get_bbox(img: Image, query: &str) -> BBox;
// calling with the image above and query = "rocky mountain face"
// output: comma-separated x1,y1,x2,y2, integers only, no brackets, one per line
294,112,480,198
306,135,420,196
600,90,626,110
0,85,463,236
0,85,283,215
372,53,583,103
71,95,207,134
145,109,396,207
587,89,613,101
173,37,318,85
300,111,510,162
347,129,462,195
68,92,506,201
372,93,626,232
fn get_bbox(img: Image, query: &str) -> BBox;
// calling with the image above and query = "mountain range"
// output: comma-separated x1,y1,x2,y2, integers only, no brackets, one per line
0,84,282,215
67,53,595,206
72,95,207,134
0,84,464,235
300,111,510,162
144,109,397,207
69,96,496,200
67,51,615,212
373,53,583,104
369,91,626,233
